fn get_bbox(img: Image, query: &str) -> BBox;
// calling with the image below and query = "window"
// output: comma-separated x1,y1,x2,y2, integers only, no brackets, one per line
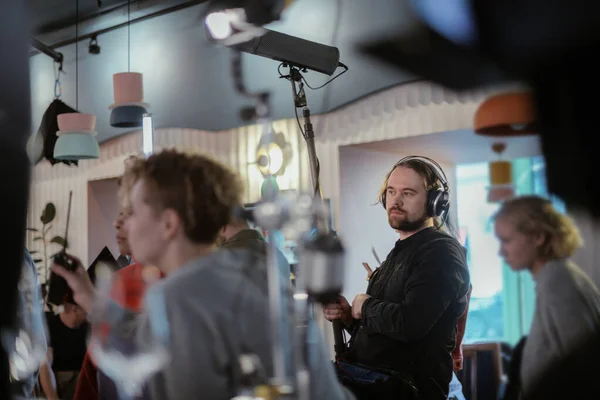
456,156,563,344
456,162,505,342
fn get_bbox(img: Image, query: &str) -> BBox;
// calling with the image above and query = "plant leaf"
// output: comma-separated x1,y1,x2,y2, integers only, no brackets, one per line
50,236,67,247
33,237,43,241
26,228,39,232
33,258,43,263
40,203,56,225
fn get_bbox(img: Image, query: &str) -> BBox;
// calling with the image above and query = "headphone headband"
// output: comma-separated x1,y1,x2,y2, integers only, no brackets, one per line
394,155,449,192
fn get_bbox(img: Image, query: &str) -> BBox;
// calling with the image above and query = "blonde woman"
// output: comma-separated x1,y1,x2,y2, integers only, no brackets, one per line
494,195,600,397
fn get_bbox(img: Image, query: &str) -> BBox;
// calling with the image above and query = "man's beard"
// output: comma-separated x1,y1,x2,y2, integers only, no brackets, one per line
388,210,430,232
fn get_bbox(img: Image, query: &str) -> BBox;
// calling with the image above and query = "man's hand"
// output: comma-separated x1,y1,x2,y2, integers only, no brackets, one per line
51,256,95,313
362,262,374,281
323,296,354,327
351,294,371,319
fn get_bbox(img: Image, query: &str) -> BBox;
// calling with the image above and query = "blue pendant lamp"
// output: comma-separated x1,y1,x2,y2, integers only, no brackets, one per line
54,0,100,160
109,0,149,128
54,132,100,160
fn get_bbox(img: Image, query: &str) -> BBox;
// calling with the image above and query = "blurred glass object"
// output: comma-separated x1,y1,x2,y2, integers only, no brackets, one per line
2,253,48,383
88,264,169,400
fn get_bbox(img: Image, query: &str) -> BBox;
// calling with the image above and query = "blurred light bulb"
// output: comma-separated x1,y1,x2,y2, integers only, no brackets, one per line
206,11,233,40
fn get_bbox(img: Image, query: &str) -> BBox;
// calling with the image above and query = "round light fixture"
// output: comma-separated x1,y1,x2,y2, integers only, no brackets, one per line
255,131,291,177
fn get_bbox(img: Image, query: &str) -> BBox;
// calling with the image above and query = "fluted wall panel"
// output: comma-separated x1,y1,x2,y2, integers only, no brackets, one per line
28,81,495,266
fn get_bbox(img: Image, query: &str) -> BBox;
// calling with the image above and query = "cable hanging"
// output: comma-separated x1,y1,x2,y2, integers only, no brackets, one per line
75,0,79,110
127,0,131,72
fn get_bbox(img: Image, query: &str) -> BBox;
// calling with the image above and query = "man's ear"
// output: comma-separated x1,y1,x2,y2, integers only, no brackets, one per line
161,208,182,240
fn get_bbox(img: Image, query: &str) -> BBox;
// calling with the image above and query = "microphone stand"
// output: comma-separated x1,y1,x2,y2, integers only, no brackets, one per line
230,55,347,400
288,66,346,392
230,50,294,400
288,67,329,230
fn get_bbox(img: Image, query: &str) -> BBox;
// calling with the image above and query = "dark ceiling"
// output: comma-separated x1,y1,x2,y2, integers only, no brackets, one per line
28,0,420,142
29,0,121,34
30,0,207,47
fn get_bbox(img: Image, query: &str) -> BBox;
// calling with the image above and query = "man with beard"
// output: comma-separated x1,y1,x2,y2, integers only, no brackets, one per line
324,156,470,400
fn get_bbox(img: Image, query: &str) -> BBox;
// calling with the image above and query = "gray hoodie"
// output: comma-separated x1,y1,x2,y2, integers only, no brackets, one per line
128,248,353,400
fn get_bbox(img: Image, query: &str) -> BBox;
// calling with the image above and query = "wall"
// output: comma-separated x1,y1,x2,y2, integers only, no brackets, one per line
27,122,309,266
88,178,120,260
27,81,489,267
338,145,457,301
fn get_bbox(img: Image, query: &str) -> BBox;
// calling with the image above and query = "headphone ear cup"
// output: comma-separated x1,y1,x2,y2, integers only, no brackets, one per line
427,190,438,217
438,191,450,217
427,189,448,217
381,193,386,209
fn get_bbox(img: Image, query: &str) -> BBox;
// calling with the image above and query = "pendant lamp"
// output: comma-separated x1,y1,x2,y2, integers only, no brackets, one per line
474,92,537,137
109,0,149,128
487,143,514,203
54,0,100,161
55,114,100,160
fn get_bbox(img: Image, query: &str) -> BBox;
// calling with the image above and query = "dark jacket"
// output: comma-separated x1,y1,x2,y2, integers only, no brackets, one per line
348,227,470,399
220,229,268,254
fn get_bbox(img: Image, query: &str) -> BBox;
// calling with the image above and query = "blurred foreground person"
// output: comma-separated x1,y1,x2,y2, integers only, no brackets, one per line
218,215,353,399
39,298,88,400
495,196,600,399
11,249,47,399
55,150,353,399
73,208,149,400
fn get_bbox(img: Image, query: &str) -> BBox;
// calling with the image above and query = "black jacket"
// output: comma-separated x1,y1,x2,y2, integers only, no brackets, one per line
347,227,470,399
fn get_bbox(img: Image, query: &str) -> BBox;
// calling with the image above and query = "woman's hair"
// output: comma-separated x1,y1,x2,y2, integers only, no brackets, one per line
494,195,583,259
119,149,243,244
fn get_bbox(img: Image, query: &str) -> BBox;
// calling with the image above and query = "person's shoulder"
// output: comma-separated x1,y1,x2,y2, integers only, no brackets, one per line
415,230,468,278
116,262,145,279
161,249,262,291
420,229,465,253
540,260,599,295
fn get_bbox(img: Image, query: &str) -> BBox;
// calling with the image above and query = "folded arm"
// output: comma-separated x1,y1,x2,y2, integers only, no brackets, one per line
361,239,469,342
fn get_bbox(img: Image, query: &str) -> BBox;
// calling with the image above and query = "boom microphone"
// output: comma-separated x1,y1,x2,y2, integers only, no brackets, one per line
210,28,342,76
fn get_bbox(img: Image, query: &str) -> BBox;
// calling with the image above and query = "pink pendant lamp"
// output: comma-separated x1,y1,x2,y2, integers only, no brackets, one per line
54,0,99,160
109,0,149,128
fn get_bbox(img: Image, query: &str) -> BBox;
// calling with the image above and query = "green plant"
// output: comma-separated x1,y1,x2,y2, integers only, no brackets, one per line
26,202,68,287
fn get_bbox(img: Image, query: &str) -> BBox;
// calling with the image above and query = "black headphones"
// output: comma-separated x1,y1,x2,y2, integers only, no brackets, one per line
380,156,450,220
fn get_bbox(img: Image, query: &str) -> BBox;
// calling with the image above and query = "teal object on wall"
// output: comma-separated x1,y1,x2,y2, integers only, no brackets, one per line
261,176,279,201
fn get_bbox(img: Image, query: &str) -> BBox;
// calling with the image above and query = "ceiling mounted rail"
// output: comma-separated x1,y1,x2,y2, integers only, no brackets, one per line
35,0,143,35
31,37,64,64
29,0,206,58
